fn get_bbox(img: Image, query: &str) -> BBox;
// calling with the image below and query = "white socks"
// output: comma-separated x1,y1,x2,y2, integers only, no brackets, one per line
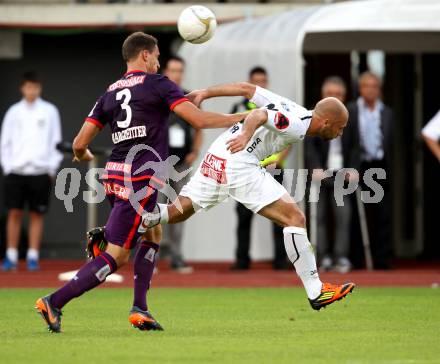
283,227,322,299
6,248,18,263
139,204,169,230
7,248,39,262
158,203,169,224
27,248,39,261
6,248,40,264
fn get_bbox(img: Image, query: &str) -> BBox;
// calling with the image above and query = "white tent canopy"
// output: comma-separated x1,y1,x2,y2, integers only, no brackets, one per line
304,0,440,53
180,0,440,108
178,0,440,261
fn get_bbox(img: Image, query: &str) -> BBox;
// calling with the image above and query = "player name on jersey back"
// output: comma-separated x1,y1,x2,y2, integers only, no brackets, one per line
107,75,146,91
112,125,147,144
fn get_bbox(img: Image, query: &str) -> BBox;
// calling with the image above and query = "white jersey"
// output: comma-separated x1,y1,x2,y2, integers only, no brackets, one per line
180,87,312,213
0,97,63,176
207,86,312,166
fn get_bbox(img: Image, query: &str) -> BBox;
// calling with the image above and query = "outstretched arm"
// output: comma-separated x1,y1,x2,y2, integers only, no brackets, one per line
186,82,256,106
173,101,244,129
226,108,268,153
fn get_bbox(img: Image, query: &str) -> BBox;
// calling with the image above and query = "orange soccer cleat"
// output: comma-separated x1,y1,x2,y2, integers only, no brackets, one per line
129,306,164,331
35,295,62,333
309,282,355,311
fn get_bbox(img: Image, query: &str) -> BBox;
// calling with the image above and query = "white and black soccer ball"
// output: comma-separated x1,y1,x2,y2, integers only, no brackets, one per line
177,5,217,44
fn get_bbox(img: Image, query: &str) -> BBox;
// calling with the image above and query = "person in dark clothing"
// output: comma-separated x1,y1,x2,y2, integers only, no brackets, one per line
345,71,393,269
162,56,202,273
306,76,356,273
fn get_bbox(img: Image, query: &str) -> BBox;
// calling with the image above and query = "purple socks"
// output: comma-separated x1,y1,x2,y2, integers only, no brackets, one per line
133,241,159,311
49,243,158,312
50,252,117,309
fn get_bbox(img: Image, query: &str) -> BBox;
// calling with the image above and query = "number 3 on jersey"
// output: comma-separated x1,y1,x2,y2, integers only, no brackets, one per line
116,88,132,129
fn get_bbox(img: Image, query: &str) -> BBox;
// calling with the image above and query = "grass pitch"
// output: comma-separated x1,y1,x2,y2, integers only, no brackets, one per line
0,287,439,364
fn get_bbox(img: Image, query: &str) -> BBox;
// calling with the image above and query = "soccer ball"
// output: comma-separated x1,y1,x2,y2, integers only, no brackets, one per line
177,5,217,44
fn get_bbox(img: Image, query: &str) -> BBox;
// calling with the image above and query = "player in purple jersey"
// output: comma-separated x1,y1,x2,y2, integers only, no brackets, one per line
35,32,243,333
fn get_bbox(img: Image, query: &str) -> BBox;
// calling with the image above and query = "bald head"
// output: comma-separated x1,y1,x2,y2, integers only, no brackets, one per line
315,97,348,121
312,97,349,140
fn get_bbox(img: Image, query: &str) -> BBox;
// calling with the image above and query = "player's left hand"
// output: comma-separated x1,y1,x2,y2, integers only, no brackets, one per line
185,90,206,107
226,133,251,154
73,148,94,162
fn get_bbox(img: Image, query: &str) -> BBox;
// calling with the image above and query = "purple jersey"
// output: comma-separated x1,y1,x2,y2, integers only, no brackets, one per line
85,70,187,182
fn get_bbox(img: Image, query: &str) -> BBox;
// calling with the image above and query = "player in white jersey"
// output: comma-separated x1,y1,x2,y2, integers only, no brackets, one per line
180,86,312,213
181,86,312,213
145,82,355,310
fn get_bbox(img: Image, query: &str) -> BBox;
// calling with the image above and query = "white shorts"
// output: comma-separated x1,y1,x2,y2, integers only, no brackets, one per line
180,158,287,213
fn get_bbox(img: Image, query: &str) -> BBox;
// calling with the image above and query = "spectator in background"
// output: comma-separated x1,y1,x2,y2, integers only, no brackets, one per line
306,76,355,273
162,56,202,272
346,71,393,269
230,66,289,270
422,109,440,162
0,71,62,271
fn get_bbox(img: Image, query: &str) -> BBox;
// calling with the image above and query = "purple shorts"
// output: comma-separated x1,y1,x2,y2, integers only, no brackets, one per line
103,177,158,250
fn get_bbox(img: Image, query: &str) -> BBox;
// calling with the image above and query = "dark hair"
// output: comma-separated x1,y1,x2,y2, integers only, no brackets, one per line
122,32,158,62
21,71,41,86
249,66,267,78
165,55,185,68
